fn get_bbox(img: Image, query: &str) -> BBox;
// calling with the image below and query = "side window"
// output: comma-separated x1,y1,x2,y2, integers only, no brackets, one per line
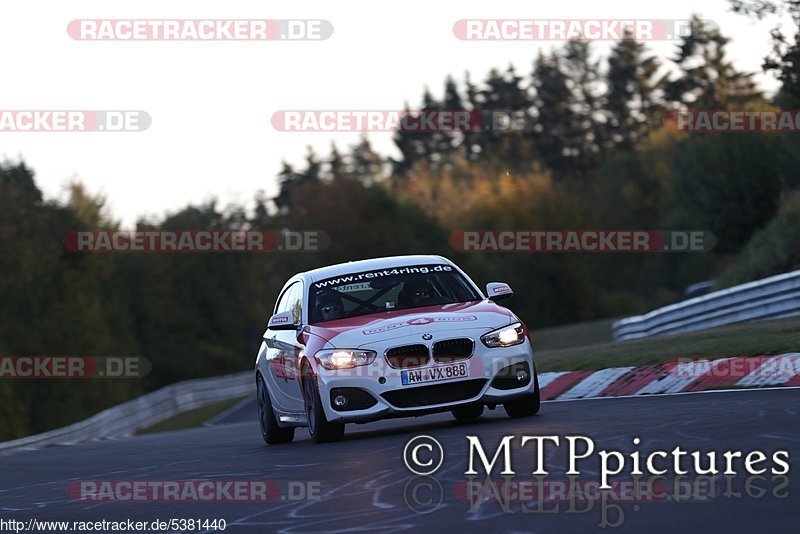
274,282,304,324
288,283,303,324
275,282,298,315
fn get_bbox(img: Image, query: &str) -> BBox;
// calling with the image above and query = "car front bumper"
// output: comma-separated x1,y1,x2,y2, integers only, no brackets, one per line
316,338,536,424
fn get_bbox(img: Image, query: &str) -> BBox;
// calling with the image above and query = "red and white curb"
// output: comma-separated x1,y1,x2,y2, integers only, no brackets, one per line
539,353,800,401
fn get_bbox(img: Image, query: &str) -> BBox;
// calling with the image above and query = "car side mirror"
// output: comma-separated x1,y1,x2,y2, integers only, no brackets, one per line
486,282,513,301
267,311,299,330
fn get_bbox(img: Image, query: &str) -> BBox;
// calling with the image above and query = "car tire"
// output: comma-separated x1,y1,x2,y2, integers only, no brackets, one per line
257,375,295,445
452,402,484,421
302,366,345,443
503,368,541,418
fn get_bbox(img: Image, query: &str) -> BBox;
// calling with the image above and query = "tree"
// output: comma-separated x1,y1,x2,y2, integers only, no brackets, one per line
273,147,323,213
561,40,605,162
603,35,665,150
65,182,116,228
665,16,763,109
531,47,599,181
670,133,793,252
439,75,469,160
350,136,385,185
731,0,800,106
469,66,535,170
0,163,139,439
462,72,482,161
328,142,348,182
765,4,800,107
299,146,322,183
392,89,444,175
531,51,574,176
273,161,301,213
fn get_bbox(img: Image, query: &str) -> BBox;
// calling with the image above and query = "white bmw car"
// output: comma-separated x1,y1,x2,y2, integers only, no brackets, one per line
255,255,540,444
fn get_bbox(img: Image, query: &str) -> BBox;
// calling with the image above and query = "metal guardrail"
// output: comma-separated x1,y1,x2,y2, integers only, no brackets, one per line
0,371,252,454
613,270,800,341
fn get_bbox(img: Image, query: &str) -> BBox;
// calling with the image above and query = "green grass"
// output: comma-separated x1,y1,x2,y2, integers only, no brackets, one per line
136,396,248,435
534,316,800,372
531,318,615,352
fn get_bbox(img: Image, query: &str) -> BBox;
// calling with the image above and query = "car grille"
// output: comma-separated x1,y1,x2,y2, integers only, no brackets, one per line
432,338,474,363
381,379,487,408
491,361,532,390
329,388,378,411
385,344,430,369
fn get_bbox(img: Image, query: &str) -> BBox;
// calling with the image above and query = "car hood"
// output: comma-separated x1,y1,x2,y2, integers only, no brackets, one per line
306,300,515,348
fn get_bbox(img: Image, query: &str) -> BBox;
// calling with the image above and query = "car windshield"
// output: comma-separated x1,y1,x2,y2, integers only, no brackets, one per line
309,264,481,323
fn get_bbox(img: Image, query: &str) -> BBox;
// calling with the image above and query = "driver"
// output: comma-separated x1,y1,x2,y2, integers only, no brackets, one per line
315,291,345,322
402,279,435,307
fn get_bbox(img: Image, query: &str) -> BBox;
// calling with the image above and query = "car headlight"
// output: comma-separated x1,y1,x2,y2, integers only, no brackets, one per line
481,322,525,348
314,349,377,370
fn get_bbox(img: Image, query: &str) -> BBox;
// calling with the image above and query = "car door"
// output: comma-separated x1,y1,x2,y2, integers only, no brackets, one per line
263,281,306,415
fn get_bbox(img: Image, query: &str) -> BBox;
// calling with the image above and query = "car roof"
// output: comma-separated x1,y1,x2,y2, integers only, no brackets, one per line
300,255,452,283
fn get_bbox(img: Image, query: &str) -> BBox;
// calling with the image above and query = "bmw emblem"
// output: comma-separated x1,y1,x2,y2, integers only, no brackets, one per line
422,333,433,340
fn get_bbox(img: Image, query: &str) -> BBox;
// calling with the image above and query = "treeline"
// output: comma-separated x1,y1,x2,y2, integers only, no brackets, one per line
2,12,800,439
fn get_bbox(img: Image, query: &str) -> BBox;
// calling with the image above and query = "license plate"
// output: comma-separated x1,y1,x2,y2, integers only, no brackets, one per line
401,363,468,385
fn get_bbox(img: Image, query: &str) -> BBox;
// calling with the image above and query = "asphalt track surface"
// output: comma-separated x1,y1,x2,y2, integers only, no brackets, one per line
1,389,798,533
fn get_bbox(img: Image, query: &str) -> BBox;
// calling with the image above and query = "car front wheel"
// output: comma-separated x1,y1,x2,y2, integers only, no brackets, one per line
302,366,345,443
257,375,295,445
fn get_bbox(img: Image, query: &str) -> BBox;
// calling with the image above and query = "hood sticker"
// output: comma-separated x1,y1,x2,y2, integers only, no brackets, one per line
363,315,478,335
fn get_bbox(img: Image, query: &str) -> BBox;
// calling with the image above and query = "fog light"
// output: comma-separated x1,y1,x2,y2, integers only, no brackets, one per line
333,394,348,407
516,370,529,382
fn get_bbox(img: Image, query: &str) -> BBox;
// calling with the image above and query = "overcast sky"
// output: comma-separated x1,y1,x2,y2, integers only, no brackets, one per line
0,0,792,225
